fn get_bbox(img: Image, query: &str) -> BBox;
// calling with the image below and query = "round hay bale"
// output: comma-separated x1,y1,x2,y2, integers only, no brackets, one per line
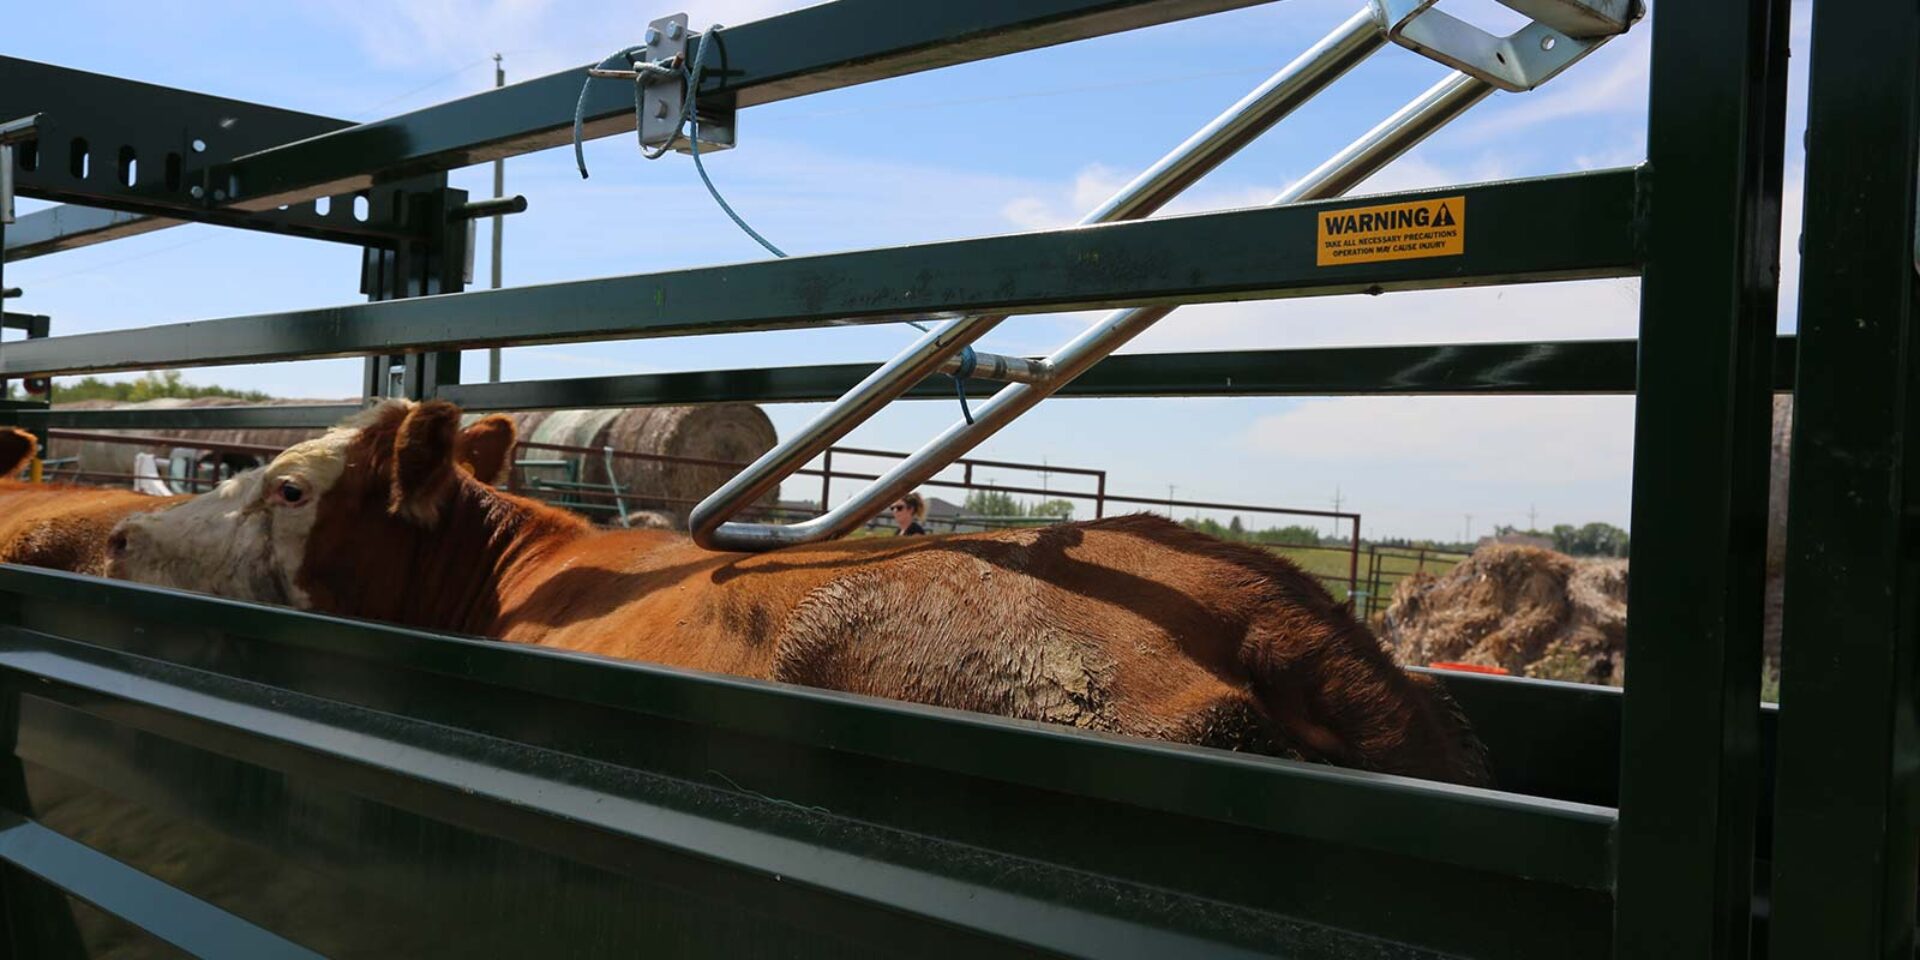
601,405,778,526
501,405,776,527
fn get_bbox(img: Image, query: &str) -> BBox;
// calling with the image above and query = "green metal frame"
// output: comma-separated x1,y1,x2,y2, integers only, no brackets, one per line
0,0,1894,956
0,172,1638,379
1767,0,1920,953
1613,0,1789,954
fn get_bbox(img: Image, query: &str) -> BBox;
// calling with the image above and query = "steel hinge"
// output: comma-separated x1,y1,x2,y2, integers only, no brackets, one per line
1370,0,1643,92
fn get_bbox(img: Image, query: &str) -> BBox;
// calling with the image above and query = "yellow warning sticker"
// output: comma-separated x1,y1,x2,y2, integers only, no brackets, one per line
1316,196,1465,267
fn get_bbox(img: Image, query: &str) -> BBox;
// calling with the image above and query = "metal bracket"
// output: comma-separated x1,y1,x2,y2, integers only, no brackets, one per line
1370,0,1639,92
622,13,733,154
630,14,737,155
638,14,691,150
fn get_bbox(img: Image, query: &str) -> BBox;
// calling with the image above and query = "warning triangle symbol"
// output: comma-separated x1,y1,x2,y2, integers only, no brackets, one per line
1433,204,1456,227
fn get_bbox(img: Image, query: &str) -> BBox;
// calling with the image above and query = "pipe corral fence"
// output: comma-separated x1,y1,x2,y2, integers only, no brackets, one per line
0,0,1909,957
29,428,1375,606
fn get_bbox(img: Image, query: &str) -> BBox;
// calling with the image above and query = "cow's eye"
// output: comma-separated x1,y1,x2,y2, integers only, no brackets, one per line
276,481,306,505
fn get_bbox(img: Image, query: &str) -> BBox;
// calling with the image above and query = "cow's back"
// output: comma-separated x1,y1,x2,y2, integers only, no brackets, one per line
488,515,1484,783
0,482,184,575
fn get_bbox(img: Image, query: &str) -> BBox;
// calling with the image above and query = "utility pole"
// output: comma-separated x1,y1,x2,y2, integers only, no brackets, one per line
1331,485,1343,537
1528,503,1539,530
487,53,506,383
1168,484,1177,519
1464,513,1474,544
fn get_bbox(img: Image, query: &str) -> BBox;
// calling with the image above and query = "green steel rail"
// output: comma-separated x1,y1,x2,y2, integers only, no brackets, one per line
1,335,1801,433
1766,0,1920,953
0,566,1611,959
0,171,1639,379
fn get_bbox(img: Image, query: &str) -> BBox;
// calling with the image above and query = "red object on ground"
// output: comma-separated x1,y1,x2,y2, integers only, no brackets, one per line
1427,661,1511,676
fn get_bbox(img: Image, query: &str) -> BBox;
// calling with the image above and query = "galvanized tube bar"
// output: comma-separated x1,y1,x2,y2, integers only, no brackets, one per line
1611,0,1790,953
696,72,1495,549
1766,0,1920,952
686,14,1384,547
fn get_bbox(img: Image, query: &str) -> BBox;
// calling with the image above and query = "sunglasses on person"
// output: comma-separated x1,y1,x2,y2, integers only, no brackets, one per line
890,503,911,512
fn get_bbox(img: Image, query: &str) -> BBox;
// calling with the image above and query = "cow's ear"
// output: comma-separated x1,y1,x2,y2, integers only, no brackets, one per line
390,401,463,526
454,414,517,486
0,428,35,478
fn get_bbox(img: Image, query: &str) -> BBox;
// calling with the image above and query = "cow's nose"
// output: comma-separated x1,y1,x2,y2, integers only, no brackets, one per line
106,526,129,559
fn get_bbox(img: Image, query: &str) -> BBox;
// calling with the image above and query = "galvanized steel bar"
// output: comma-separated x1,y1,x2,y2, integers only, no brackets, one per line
1611,0,1791,954
695,71,1496,550
684,12,1391,549
689,11,1384,548
1767,0,1920,953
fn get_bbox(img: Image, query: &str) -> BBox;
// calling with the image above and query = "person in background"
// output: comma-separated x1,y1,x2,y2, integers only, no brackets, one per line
889,492,928,535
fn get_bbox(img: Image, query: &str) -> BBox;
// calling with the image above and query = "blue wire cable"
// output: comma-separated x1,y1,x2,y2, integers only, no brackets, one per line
573,26,977,423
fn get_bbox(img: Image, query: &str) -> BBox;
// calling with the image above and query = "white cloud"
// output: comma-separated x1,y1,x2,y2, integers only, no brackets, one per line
1000,163,1281,231
311,0,811,75
1117,277,1643,355
1247,395,1637,487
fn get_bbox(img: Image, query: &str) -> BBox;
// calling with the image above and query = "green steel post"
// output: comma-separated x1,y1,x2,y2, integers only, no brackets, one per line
1614,0,1791,955
363,187,469,401
1767,0,1920,952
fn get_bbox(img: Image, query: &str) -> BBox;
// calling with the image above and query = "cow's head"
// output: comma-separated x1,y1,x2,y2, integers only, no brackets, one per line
109,401,523,619
1,427,35,478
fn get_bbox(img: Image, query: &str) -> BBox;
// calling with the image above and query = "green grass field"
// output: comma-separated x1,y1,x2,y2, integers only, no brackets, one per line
1264,544,1466,614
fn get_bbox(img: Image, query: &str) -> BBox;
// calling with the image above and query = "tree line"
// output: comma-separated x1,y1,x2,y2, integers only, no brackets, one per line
4,370,270,403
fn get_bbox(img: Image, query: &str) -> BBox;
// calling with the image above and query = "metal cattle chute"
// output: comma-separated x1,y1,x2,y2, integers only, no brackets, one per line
0,0,1905,956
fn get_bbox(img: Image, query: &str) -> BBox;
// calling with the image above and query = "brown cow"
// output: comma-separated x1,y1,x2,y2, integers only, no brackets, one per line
108,401,1490,785
0,427,189,575
1,418,516,578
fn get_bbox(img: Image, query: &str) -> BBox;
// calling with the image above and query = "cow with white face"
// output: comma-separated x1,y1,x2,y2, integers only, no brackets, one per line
108,402,519,610
109,399,1493,786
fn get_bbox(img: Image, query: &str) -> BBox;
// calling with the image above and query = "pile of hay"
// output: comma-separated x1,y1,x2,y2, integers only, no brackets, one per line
1380,544,1629,685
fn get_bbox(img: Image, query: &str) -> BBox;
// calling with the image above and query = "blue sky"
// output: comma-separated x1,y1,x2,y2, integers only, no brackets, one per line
4,1,1809,541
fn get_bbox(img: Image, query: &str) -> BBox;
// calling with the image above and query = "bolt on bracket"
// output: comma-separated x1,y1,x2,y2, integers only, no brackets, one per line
637,13,735,155
1370,0,1641,92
